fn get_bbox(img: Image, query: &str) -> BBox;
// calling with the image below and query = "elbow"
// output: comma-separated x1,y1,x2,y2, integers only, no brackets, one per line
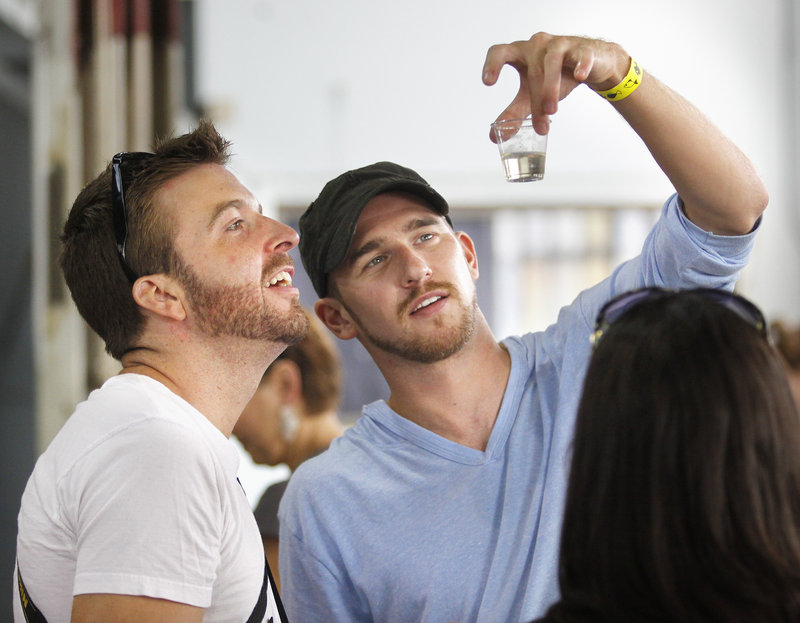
725,176,769,235
754,181,770,217
744,179,769,232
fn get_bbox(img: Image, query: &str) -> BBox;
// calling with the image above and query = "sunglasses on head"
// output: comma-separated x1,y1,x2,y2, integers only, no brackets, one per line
111,151,155,282
591,287,768,348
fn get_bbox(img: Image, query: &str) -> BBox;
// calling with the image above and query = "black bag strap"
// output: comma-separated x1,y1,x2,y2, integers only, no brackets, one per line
266,557,288,623
17,563,48,623
245,555,288,623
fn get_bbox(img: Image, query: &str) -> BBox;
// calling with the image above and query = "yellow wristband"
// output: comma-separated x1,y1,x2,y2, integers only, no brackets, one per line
594,57,642,102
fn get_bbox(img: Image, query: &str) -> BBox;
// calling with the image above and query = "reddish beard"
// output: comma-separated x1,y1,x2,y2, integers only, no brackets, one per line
173,253,309,345
344,281,478,363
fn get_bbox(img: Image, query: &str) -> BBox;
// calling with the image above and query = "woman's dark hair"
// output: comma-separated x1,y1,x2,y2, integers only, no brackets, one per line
547,290,800,622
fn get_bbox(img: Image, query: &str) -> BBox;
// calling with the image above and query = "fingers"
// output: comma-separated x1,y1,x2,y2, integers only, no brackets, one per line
571,51,594,83
536,43,568,131
489,91,532,143
481,42,521,87
540,38,569,112
483,36,551,135
538,37,596,115
484,33,625,136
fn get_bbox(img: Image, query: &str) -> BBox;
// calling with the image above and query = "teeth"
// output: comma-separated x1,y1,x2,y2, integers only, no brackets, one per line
266,271,292,287
414,296,441,312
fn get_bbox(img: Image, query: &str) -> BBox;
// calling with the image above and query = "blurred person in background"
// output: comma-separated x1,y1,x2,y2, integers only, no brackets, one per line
771,319,800,409
535,288,800,623
234,307,344,591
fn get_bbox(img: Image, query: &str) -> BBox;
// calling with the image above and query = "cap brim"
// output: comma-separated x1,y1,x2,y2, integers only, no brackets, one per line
322,179,450,274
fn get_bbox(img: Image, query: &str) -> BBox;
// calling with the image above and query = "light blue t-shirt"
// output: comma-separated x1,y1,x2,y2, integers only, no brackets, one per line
279,195,759,623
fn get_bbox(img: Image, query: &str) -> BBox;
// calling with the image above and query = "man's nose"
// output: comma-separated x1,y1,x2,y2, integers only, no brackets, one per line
399,248,432,287
261,216,299,254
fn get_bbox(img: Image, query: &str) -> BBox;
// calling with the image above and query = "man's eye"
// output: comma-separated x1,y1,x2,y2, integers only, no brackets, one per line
366,256,384,267
227,219,244,231
419,233,434,242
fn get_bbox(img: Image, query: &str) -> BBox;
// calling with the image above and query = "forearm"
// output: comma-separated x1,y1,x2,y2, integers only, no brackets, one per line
483,33,769,235
72,594,204,623
613,70,768,235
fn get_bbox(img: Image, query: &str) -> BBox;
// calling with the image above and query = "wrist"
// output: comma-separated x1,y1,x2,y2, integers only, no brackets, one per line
593,56,643,102
589,46,632,91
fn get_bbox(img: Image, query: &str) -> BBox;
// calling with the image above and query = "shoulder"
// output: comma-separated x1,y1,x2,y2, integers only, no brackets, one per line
283,443,348,494
503,290,596,373
53,377,228,495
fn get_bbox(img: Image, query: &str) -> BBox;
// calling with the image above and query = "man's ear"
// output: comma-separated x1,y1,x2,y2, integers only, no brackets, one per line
131,274,187,321
315,297,358,341
456,231,479,280
271,359,303,406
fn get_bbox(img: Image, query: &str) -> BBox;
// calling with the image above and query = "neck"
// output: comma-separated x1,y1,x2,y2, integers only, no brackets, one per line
121,335,288,438
284,410,343,471
372,318,511,451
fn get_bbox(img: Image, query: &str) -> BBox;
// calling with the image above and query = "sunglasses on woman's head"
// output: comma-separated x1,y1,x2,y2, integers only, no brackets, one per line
591,287,768,348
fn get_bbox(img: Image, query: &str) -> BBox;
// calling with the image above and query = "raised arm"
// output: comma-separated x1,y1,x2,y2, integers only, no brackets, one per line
482,32,768,235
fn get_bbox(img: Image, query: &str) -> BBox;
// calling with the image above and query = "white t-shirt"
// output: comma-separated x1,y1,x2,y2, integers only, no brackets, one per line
14,373,282,623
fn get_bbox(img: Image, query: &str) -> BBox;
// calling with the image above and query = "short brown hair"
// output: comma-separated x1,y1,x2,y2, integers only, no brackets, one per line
772,320,800,371
60,120,231,360
264,308,342,414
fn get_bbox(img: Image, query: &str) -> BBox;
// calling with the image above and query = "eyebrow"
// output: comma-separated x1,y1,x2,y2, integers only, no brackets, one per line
347,215,442,265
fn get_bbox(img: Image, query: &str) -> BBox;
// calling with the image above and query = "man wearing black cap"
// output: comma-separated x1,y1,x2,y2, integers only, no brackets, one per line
278,32,768,622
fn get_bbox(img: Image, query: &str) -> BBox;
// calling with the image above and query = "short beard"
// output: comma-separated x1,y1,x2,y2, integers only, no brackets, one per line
342,283,478,364
173,253,309,346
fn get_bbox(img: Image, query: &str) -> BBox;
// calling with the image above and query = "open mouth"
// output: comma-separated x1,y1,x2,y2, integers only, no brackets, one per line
411,295,444,314
266,271,293,287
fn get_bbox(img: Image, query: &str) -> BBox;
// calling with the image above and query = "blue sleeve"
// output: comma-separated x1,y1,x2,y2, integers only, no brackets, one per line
608,193,759,293
528,193,761,375
573,193,760,334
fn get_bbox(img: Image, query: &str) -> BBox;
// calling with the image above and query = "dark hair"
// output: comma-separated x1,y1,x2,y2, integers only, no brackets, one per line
263,307,341,414
60,120,231,360
548,291,800,622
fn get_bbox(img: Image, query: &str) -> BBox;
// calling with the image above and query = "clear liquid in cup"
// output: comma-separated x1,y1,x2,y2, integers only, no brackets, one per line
501,151,546,182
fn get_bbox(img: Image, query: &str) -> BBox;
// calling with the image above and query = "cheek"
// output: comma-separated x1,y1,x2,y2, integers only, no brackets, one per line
220,249,255,276
233,410,256,438
447,253,477,283
339,281,390,312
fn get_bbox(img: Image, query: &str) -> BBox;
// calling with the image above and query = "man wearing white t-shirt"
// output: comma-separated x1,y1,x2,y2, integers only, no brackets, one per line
14,121,307,623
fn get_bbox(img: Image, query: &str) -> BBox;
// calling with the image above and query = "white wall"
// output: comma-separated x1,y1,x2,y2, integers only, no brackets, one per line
194,0,798,317
193,0,800,503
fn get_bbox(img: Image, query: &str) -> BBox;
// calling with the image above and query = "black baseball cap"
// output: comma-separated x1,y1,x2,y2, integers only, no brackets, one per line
299,161,451,297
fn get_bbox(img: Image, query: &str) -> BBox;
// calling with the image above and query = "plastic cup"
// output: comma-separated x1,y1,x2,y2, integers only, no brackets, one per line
490,117,548,182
